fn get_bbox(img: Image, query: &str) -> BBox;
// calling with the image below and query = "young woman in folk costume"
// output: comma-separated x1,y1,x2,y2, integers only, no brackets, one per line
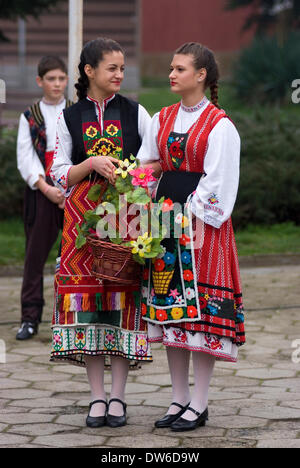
50,38,153,428
138,42,245,432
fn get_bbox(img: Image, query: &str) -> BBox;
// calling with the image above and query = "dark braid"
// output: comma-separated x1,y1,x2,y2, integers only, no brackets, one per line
209,82,220,109
175,42,220,109
75,37,124,101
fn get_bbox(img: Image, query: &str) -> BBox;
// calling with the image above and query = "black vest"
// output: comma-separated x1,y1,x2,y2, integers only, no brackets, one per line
63,94,141,165
24,99,73,169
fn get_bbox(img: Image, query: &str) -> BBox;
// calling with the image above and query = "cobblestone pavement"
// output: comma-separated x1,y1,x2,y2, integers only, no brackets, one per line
0,264,300,448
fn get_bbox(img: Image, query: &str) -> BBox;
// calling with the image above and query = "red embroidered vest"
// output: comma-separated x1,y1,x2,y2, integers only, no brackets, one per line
157,102,226,173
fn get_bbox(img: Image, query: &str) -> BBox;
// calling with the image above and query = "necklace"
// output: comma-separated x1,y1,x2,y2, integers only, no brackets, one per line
180,96,208,113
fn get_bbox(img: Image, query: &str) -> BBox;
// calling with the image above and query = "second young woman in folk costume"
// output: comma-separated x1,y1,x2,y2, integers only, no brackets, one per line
138,42,246,431
50,38,152,428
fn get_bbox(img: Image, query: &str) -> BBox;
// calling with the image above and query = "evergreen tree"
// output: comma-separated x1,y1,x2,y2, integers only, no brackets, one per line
0,0,66,42
226,0,300,36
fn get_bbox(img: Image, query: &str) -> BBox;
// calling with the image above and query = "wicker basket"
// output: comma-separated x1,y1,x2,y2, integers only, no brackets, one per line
87,236,142,285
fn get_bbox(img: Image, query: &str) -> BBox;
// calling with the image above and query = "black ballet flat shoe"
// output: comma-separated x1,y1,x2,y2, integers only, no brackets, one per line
106,398,127,428
86,399,108,428
154,402,190,428
170,407,208,432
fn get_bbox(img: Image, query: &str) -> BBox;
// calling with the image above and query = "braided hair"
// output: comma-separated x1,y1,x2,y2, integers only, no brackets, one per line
75,37,124,101
175,42,220,109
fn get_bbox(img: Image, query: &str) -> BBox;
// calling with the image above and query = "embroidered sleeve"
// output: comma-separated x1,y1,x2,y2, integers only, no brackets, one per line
190,118,241,228
50,110,73,197
16,114,45,190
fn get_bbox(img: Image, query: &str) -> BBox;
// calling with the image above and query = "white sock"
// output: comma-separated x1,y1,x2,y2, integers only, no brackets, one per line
182,351,215,421
109,356,129,416
85,355,106,417
166,346,191,415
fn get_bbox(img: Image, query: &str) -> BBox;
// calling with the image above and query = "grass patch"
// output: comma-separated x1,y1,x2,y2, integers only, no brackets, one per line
0,218,61,266
0,218,299,266
235,222,300,256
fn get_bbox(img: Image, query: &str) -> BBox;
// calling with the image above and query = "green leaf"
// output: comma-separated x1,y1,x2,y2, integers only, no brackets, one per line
115,176,132,194
75,232,86,249
131,187,151,205
109,237,123,245
132,253,145,265
87,184,102,202
84,210,100,224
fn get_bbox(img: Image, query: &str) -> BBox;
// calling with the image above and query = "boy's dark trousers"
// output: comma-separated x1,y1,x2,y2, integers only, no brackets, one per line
21,181,64,324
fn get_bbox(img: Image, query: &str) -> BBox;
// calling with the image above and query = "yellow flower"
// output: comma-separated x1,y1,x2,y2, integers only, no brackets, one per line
150,307,155,320
115,158,137,179
130,232,152,257
171,307,184,320
86,126,98,138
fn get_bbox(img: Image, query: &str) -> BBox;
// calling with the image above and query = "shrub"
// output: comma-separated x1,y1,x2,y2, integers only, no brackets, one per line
232,32,300,104
0,127,24,219
232,108,300,228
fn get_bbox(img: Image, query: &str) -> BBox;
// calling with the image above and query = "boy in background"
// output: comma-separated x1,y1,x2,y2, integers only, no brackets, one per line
16,56,73,340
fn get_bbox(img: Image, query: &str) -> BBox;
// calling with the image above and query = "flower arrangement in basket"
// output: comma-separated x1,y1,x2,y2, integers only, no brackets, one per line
75,155,167,284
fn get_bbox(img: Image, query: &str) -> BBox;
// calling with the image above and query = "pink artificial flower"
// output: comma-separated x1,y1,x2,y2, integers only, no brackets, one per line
129,167,156,188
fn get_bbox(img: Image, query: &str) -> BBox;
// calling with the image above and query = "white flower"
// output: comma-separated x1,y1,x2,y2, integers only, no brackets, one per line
186,288,195,300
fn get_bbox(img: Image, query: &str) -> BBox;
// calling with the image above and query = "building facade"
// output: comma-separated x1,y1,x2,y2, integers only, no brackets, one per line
0,0,254,111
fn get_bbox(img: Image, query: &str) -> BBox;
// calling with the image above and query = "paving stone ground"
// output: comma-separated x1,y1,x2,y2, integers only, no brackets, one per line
0,264,300,448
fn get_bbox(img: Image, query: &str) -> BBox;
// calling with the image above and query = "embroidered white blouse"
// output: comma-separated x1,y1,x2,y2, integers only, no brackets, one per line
16,98,66,190
50,96,151,196
137,98,241,229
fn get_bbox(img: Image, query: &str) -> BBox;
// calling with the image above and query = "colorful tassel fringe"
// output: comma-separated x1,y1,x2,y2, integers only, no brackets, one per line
58,291,136,314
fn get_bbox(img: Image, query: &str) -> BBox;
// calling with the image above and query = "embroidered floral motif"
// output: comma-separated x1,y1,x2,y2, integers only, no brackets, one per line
204,334,224,351
57,175,67,189
156,309,168,321
173,329,187,343
208,193,219,205
82,120,123,159
52,330,63,351
154,259,165,272
181,251,191,264
163,252,176,265
106,123,119,137
175,295,185,305
75,328,86,349
186,287,195,300
104,330,116,350
187,305,198,318
171,307,184,320
199,296,208,309
85,125,98,138
87,137,118,157
136,335,148,356
183,270,194,282
167,132,188,169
